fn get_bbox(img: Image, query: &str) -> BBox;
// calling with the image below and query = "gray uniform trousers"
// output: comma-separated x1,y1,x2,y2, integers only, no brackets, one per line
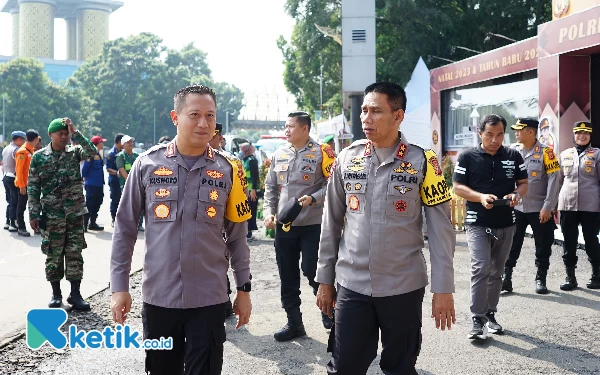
467,225,516,318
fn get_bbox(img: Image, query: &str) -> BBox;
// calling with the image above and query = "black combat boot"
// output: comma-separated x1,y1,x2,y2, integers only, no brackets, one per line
274,308,306,342
88,218,104,231
586,264,600,289
83,214,89,232
535,268,549,294
67,280,91,311
48,281,62,308
501,267,513,292
560,266,578,291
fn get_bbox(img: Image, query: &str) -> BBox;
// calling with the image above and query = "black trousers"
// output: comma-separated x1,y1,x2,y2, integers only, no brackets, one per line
84,185,104,221
108,178,121,217
16,191,28,230
560,211,600,267
142,302,226,375
505,210,555,270
3,175,18,222
274,224,320,311
247,198,258,232
327,285,425,375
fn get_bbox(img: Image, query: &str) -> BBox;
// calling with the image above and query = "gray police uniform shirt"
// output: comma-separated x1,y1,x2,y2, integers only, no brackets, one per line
511,141,560,213
316,133,456,297
558,146,600,212
2,143,18,175
110,140,251,309
264,137,335,226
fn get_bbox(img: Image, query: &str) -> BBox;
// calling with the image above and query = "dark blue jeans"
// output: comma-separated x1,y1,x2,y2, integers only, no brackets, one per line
108,178,121,218
3,175,18,222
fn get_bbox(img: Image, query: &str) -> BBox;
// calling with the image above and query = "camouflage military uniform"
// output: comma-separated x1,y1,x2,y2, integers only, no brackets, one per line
28,132,97,281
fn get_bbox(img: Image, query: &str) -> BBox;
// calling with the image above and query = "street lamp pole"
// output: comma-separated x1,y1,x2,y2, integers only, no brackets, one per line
153,108,156,145
2,95,5,144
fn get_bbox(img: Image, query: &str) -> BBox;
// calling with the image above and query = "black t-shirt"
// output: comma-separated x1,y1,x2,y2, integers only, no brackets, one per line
453,145,527,228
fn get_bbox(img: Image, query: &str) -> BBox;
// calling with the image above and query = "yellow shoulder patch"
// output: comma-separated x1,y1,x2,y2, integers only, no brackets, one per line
543,147,560,174
18,154,25,160
223,156,252,223
420,150,451,206
320,144,335,178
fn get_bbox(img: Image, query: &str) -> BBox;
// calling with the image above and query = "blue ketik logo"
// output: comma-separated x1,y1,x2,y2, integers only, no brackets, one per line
27,309,68,350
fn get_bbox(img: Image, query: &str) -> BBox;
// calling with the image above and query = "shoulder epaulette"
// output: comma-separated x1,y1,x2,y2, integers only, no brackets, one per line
348,139,369,149
144,143,167,155
409,142,426,151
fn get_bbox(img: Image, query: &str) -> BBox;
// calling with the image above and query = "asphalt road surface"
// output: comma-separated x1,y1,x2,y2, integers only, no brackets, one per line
1,221,599,374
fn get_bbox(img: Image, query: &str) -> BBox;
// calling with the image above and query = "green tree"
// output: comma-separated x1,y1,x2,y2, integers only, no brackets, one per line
279,0,551,111
69,33,244,145
277,0,342,118
0,58,88,143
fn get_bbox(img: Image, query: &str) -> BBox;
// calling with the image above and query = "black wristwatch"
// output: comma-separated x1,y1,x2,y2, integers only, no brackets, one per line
236,282,251,292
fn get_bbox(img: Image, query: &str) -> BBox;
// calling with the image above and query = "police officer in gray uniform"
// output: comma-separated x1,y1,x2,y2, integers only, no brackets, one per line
503,118,561,294
111,85,252,375
263,111,335,341
557,121,600,290
316,82,456,374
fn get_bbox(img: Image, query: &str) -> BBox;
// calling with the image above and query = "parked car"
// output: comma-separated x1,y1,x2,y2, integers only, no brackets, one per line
255,136,287,159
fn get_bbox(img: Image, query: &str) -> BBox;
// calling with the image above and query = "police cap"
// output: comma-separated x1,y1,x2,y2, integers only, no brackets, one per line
573,121,593,133
511,118,538,130
277,197,303,232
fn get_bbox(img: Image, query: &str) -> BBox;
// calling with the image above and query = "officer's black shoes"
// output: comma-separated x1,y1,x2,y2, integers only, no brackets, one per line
321,312,333,330
274,309,306,342
560,266,578,291
225,300,235,318
67,293,91,311
48,281,62,308
535,269,548,294
586,265,600,289
7,221,17,232
67,280,91,311
83,225,88,233
501,267,513,292
3,220,9,230
485,312,504,334
468,317,488,340
138,225,145,232
17,228,31,237
274,322,307,342
48,295,63,308
88,222,104,231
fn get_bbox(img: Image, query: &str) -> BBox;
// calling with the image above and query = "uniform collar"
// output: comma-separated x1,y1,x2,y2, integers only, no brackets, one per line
363,132,408,159
289,137,316,152
44,143,72,155
22,143,35,154
164,139,215,162
477,143,506,155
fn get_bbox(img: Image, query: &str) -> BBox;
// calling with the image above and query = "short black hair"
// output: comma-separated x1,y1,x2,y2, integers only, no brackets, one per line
480,114,507,132
174,85,217,113
114,133,124,144
25,129,39,142
288,111,311,130
364,82,407,112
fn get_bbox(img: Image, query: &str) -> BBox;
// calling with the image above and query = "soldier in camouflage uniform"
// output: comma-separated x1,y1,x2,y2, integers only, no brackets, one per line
28,118,96,310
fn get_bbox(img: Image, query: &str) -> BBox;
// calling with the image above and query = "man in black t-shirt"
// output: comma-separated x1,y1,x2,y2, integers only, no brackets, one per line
453,114,528,340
